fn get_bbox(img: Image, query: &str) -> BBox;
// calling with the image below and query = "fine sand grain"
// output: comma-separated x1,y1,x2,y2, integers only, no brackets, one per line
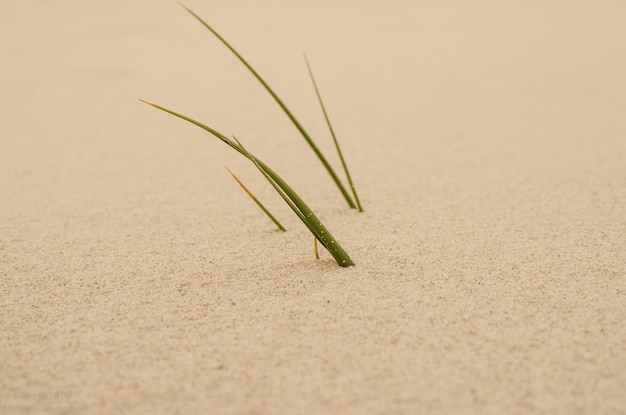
1,1,625,414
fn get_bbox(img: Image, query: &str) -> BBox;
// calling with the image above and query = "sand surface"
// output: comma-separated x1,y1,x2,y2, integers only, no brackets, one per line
1,1,625,414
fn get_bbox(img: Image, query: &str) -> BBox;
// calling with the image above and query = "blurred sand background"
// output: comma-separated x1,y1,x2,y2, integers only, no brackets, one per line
1,1,625,414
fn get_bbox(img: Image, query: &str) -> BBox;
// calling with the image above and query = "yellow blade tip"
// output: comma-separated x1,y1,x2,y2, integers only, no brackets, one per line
139,98,156,107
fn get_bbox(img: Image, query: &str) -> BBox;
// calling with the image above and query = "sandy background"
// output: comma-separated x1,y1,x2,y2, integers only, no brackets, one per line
1,1,625,414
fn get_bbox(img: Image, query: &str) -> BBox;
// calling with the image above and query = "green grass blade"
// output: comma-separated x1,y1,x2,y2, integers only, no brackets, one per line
176,1,357,210
232,136,354,266
225,166,286,231
304,55,363,212
230,136,309,228
140,99,354,267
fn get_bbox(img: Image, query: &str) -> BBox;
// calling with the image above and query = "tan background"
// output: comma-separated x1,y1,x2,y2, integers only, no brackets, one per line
1,1,625,414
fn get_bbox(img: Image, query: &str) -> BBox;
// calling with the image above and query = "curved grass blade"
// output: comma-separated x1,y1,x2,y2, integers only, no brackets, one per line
140,99,355,267
232,135,354,267
304,54,363,212
176,1,357,210
229,137,308,228
225,166,286,231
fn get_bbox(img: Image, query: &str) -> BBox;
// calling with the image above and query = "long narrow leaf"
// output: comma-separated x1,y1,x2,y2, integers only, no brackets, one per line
232,135,353,266
230,136,309,228
225,166,286,231
304,55,363,212
231,136,322,241
140,99,354,267
176,1,357,210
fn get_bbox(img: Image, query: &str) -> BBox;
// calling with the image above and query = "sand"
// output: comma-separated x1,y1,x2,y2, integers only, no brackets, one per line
1,1,625,414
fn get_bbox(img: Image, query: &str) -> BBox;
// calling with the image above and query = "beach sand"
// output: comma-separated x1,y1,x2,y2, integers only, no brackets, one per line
1,1,625,413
